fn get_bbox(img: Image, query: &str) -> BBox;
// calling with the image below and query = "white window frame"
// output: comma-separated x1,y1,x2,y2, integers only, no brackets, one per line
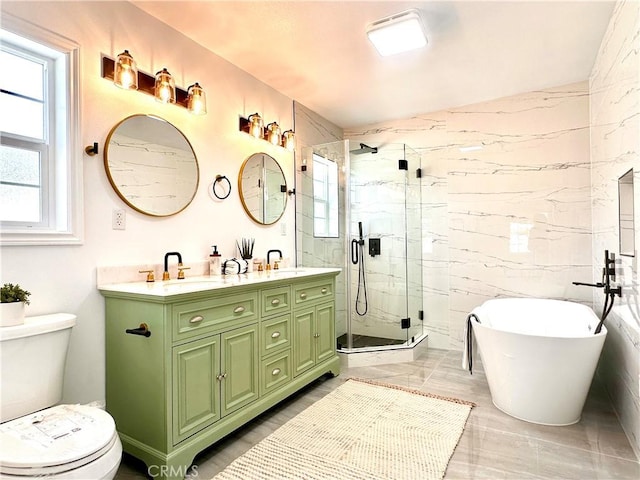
312,153,339,238
1,14,82,245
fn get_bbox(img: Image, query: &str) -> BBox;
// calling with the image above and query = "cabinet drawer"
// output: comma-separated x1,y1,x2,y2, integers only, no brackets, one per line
260,314,291,357
261,286,291,317
260,351,291,395
293,279,334,305
173,292,258,341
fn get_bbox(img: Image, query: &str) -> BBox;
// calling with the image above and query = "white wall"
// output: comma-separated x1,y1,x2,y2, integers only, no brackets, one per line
590,0,640,458
1,1,297,404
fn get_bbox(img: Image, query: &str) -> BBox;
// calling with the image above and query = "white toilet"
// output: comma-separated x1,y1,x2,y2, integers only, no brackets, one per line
0,313,122,479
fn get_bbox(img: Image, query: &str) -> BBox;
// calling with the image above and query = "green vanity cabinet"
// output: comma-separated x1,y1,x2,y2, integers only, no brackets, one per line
293,278,336,376
101,269,340,480
172,324,258,445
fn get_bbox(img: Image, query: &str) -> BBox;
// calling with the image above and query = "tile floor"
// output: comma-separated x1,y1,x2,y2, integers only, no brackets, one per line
116,348,640,479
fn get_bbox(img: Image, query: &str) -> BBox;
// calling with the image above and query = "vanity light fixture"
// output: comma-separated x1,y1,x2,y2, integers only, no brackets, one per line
113,50,138,90
239,114,295,151
367,9,427,56
248,113,264,138
154,68,176,104
101,52,206,115
266,122,282,145
282,130,295,151
186,82,207,115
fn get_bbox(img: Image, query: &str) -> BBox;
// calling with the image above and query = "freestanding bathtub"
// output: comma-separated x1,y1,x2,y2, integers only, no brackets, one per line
469,298,606,426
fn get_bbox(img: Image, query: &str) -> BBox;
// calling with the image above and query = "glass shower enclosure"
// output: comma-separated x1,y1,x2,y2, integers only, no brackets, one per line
296,140,423,352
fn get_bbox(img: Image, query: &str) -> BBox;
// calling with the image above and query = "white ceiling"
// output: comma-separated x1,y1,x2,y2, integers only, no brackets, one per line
133,1,615,129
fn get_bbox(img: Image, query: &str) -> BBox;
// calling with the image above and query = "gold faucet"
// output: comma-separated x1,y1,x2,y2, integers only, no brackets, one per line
139,270,155,282
177,266,191,279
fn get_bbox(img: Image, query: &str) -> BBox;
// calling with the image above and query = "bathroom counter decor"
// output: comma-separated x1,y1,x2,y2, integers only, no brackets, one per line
99,268,340,480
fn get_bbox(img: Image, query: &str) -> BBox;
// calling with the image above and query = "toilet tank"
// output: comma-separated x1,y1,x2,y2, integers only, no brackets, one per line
0,313,76,422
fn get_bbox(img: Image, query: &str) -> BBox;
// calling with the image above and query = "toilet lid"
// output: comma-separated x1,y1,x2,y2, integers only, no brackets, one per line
0,404,117,475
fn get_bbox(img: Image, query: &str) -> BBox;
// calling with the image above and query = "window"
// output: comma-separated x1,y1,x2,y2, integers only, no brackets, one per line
0,15,82,245
312,153,339,237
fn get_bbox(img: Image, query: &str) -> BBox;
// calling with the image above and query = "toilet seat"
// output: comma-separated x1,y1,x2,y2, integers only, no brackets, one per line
0,404,118,476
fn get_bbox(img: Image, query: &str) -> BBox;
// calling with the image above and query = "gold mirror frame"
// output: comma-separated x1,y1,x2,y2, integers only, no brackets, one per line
104,114,199,217
238,152,287,225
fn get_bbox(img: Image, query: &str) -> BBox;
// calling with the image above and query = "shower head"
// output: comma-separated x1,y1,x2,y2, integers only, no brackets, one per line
349,143,378,155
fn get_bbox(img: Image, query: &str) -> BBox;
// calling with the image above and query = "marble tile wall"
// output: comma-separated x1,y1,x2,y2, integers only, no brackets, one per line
589,0,640,458
345,80,593,351
293,103,347,335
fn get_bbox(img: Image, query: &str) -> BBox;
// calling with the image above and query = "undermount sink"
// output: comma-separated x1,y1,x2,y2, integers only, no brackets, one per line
270,268,307,274
163,277,223,285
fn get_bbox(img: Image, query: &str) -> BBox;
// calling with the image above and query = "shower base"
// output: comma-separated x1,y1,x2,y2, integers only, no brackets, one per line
336,334,405,350
337,332,428,368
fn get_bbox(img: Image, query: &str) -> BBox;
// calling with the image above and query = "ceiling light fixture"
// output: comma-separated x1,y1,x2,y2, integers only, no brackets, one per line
366,9,427,57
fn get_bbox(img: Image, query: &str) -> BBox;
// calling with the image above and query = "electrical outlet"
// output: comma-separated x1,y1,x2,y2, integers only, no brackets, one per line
112,209,126,230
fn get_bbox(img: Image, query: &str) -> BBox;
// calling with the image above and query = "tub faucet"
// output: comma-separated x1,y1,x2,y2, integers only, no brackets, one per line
163,251,183,280
267,249,282,267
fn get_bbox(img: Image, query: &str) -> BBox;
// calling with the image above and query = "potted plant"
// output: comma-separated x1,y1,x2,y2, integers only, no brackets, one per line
0,283,31,327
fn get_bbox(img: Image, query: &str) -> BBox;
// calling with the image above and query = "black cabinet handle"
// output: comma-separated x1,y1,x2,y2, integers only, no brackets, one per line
126,323,151,337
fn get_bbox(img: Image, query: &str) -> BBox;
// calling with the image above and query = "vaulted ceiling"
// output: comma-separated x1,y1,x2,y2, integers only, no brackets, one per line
133,1,615,128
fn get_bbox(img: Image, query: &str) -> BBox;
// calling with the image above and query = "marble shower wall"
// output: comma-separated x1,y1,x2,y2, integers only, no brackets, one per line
345,80,593,350
589,0,640,458
292,102,347,335
347,144,423,342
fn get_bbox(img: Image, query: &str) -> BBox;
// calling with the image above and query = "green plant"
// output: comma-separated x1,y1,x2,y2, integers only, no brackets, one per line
1,283,31,304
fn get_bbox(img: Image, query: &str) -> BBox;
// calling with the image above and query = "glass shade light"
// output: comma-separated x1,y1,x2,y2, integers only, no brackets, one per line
248,113,264,138
114,50,138,90
366,9,427,56
154,68,176,104
266,122,281,145
187,82,206,115
282,130,295,151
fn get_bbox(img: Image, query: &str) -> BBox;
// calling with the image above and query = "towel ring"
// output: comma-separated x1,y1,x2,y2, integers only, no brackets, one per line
212,175,231,200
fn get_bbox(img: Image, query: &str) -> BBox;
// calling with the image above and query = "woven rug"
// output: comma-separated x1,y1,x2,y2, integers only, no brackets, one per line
213,378,474,480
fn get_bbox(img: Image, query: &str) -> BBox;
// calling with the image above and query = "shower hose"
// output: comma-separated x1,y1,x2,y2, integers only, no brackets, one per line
351,236,368,316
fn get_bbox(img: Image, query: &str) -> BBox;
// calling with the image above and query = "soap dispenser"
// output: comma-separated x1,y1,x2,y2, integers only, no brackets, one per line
209,245,221,276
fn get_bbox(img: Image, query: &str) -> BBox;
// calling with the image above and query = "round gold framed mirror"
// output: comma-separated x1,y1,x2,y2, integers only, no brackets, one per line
239,153,287,225
104,114,199,217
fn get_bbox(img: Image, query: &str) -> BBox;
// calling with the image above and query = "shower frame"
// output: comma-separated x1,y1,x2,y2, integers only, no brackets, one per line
296,140,424,353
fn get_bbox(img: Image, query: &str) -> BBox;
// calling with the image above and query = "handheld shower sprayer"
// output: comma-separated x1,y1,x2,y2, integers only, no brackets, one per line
351,221,368,316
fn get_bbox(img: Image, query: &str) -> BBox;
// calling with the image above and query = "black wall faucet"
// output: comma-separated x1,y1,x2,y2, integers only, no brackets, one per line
163,251,183,280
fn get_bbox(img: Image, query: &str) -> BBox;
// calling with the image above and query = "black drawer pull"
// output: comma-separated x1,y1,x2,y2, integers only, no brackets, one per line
126,323,151,337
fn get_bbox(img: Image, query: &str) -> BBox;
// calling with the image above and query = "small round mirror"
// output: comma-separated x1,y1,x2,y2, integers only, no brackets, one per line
239,153,287,225
104,114,199,216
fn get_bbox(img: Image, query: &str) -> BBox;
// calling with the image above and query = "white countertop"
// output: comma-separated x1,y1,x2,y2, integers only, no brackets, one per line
98,267,341,297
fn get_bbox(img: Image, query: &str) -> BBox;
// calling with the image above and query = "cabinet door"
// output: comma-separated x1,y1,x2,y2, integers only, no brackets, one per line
293,308,315,376
172,335,220,445
315,302,335,364
221,325,259,416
